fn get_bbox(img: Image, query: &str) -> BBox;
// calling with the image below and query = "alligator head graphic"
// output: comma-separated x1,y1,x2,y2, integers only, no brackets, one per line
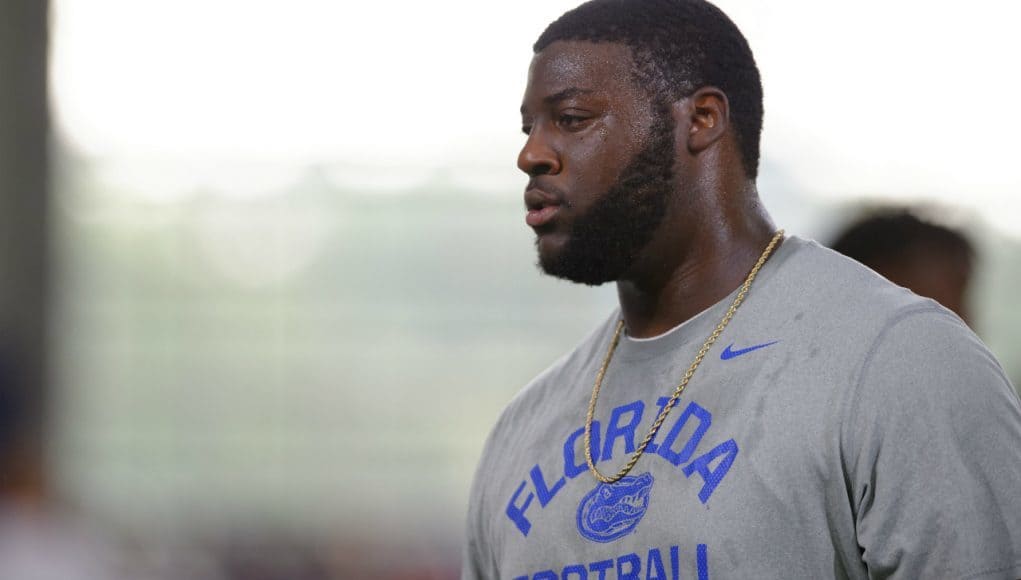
576,472,654,543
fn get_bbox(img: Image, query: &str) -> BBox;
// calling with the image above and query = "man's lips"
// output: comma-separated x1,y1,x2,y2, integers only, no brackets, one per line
526,205,560,227
524,188,563,228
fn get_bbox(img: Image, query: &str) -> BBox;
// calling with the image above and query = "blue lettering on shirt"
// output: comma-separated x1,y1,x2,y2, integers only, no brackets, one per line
564,420,602,479
506,480,535,536
602,401,644,461
562,564,588,579
643,398,673,454
515,543,706,580
682,438,739,504
645,547,666,580
616,552,641,580
697,543,710,580
589,559,613,580
505,396,739,538
531,463,566,507
655,401,711,466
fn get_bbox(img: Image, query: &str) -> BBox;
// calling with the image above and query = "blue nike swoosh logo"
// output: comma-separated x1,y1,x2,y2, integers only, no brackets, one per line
720,340,779,360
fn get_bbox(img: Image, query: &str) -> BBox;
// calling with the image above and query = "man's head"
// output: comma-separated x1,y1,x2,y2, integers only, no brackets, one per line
519,0,763,285
830,209,976,324
535,0,763,179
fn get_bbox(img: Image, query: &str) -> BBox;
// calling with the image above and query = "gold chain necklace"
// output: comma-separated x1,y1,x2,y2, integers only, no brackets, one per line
583,230,785,484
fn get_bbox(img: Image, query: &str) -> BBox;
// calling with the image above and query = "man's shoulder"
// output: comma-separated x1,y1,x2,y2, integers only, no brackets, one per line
779,237,1018,423
493,312,619,429
749,236,989,390
771,236,956,330
469,312,620,495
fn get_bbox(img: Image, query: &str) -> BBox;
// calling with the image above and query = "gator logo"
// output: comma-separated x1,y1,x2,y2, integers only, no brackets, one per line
576,472,654,543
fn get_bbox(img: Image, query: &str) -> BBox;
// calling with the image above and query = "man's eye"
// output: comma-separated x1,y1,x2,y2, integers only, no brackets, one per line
558,114,589,130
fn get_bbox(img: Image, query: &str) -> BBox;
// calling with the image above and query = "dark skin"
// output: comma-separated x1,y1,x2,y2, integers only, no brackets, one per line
871,248,973,325
519,40,776,338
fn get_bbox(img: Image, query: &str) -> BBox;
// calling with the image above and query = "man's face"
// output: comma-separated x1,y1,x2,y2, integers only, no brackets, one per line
518,41,676,285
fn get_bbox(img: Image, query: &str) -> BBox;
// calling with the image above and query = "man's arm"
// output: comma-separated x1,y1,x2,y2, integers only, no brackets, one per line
844,306,1021,579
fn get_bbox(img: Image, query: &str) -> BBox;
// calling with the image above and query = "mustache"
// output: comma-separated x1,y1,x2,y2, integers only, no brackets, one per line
525,179,570,205
526,179,568,199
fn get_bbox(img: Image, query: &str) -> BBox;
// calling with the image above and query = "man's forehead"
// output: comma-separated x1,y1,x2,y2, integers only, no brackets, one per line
524,40,636,102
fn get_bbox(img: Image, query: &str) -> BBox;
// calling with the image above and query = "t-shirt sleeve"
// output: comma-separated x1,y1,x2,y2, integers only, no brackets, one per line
462,479,494,580
462,429,500,580
843,306,1021,580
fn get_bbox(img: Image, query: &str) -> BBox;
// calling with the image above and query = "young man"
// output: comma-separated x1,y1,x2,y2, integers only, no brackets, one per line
463,1,1021,578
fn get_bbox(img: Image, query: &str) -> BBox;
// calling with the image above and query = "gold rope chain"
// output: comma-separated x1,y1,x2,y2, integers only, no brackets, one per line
583,230,785,484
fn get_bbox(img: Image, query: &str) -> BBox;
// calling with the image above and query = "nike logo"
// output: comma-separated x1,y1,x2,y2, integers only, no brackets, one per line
720,340,779,360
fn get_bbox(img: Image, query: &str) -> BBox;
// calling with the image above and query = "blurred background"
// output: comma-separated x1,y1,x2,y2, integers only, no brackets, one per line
2,0,1020,578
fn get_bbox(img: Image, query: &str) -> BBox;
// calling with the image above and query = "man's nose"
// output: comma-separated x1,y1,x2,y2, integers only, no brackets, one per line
517,128,561,177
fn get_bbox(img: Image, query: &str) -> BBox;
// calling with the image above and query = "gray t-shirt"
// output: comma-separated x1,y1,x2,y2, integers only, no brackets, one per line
463,236,1021,580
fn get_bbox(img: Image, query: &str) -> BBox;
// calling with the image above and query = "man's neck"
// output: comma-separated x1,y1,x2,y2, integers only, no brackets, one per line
615,198,777,339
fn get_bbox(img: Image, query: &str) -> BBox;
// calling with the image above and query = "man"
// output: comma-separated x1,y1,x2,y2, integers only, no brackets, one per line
463,1,1021,578
830,208,975,326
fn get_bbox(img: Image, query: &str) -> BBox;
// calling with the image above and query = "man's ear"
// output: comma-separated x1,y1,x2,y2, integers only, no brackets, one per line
672,87,730,154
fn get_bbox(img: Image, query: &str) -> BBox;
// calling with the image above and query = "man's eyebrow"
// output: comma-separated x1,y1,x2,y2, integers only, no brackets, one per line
543,87,594,104
520,87,595,114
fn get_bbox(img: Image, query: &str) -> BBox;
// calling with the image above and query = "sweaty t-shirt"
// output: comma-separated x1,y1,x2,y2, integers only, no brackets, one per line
463,236,1021,580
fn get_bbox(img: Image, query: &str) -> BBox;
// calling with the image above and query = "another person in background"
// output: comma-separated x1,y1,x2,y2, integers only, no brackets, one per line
830,208,975,325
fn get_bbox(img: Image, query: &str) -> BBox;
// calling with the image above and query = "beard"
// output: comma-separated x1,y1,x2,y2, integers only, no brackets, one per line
537,112,676,286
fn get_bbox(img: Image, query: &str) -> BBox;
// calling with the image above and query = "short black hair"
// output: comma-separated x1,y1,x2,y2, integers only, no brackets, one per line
830,208,975,270
534,0,763,179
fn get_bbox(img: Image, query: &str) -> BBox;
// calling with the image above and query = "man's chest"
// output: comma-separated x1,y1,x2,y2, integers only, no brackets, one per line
484,380,846,579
